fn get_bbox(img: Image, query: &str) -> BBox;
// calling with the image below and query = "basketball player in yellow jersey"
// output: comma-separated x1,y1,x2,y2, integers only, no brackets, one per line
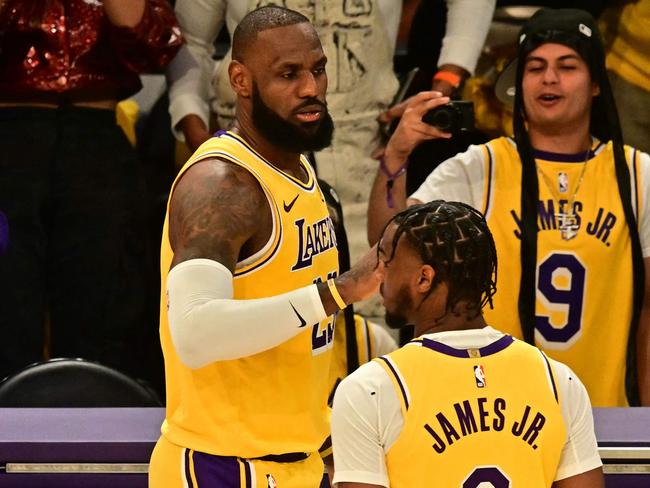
368,8,650,407
332,201,603,487
148,7,381,487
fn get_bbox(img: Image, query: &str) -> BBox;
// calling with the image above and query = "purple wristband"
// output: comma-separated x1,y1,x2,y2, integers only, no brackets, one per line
379,157,409,208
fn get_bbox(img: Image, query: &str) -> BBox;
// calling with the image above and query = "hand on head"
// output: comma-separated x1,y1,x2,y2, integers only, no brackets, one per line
337,244,383,304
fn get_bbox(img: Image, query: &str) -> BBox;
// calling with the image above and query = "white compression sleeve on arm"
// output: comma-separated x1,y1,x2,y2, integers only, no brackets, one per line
167,258,328,368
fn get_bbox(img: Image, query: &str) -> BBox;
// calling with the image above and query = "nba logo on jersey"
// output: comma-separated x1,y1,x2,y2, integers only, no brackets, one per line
474,365,486,388
266,474,278,488
558,172,569,193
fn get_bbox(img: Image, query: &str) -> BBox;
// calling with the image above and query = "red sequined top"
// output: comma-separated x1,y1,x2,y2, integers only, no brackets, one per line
0,0,183,101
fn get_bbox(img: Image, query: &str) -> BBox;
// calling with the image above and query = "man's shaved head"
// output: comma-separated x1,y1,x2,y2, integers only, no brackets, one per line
232,6,310,62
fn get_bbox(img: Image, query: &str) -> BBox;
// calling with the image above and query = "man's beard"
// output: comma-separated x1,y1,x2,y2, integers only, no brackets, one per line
384,285,413,330
251,83,334,153
385,310,409,330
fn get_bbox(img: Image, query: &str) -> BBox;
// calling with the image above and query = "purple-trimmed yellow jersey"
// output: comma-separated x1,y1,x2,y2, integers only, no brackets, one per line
158,131,339,457
379,336,566,487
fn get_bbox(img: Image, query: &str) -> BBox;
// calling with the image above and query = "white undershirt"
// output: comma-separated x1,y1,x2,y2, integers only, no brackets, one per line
331,327,603,487
367,319,399,358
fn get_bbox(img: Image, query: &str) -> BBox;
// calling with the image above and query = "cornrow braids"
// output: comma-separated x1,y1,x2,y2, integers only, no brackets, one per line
384,201,497,319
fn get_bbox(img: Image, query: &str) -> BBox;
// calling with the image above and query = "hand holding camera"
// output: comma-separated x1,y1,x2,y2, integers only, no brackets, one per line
422,101,474,134
383,91,452,165
384,92,475,164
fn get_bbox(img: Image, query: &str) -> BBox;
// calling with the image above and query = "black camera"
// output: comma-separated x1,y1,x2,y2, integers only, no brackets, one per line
422,101,474,134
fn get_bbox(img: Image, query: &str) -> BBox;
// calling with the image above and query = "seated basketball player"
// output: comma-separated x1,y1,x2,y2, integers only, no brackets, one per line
332,201,604,487
148,7,381,487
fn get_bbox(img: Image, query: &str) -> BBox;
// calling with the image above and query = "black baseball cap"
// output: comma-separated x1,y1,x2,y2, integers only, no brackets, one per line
495,8,603,106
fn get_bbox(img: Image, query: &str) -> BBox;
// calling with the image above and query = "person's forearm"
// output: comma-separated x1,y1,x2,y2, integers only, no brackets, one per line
167,45,213,143
167,0,227,142
440,0,496,74
432,63,470,96
178,114,212,152
318,244,381,313
168,260,330,368
552,467,604,488
367,91,451,244
367,148,409,245
168,255,378,368
104,0,146,28
367,169,407,245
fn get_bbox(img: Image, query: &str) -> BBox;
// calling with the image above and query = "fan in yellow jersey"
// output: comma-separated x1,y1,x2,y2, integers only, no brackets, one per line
332,201,603,487
367,8,650,407
148,7,381,488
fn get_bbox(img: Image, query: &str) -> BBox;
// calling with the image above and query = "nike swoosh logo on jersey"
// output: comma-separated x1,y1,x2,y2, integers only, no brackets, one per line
290,302,307,328
283,194,300,212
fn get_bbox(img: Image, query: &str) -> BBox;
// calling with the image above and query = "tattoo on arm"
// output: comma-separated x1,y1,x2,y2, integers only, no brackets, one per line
169,158,268,272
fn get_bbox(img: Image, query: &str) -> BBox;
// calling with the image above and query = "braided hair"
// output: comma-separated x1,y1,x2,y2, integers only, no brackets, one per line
383,201,497,319
513,8,644,404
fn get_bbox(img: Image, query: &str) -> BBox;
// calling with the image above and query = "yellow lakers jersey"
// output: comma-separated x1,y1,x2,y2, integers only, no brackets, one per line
159,131,339,457
380,336,566,487
480,137,643,406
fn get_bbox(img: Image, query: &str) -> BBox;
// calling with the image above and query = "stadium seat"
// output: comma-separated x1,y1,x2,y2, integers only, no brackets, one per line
0,358,162,407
